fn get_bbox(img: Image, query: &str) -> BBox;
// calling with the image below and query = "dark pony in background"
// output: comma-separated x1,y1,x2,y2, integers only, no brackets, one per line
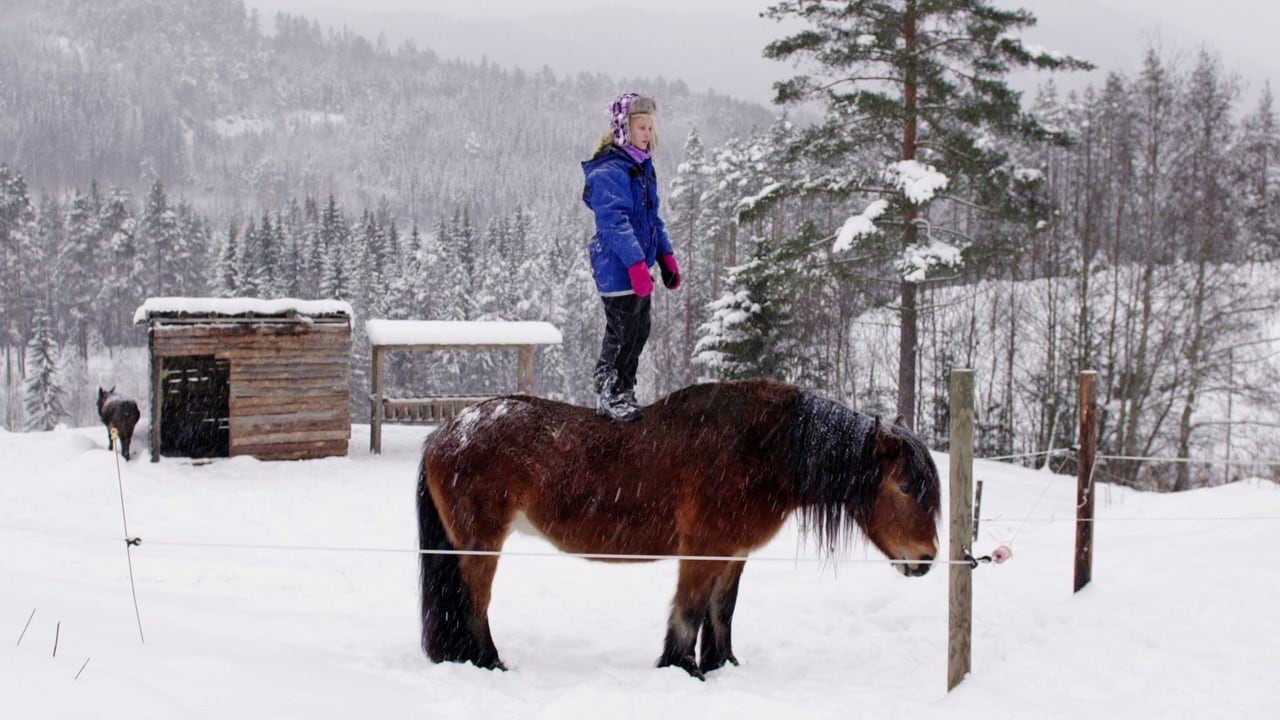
416,379,941,679
97,386,141,460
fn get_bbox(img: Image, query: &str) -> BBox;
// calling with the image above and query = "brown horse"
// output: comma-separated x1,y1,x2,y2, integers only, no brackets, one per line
416,379,940,679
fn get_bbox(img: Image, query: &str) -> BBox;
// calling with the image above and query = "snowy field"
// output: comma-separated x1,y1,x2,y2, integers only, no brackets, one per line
2,421,1277,719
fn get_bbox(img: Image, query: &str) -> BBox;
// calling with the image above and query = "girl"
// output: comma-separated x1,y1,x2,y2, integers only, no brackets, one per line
581,92,682,422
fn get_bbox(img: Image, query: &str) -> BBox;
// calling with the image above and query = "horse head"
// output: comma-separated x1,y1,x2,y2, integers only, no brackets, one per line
97,386,115,415
864,417,941,577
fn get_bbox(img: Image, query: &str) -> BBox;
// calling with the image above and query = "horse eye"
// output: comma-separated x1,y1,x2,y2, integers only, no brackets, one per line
898,482,912,496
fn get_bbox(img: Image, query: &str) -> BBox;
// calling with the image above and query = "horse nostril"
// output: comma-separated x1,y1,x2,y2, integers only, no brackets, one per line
908,555,934,577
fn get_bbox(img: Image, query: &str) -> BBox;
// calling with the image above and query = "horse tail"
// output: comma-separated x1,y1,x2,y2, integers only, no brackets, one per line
416,435,478,663
118,400,141,459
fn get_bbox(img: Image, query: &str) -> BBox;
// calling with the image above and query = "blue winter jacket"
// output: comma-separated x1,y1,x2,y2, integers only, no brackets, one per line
581,144,674,295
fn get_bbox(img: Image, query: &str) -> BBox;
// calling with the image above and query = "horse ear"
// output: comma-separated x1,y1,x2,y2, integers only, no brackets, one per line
893,414,906,428
874,421,904,459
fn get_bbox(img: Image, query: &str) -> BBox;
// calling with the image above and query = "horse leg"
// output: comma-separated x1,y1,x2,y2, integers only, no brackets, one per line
698,560,745,674
417,483,506,671
456,552,505,670
658,559,731,680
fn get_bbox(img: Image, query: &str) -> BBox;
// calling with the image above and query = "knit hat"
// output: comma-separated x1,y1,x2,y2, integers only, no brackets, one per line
610,92,657,147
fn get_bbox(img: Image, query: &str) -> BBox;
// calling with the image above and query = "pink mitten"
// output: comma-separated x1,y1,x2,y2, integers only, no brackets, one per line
627,261,654,297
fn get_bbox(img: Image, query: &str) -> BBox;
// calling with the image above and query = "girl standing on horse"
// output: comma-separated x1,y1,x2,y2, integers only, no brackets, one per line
581,92,682,422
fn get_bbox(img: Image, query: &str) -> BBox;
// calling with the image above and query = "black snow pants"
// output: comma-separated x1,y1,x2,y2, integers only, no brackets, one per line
593,293,652,396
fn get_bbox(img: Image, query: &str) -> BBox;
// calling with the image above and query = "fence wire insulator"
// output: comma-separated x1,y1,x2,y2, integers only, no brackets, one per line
962,544,1012,569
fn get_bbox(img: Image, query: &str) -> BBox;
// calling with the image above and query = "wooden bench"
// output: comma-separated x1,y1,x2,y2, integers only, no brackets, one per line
366,319,563,453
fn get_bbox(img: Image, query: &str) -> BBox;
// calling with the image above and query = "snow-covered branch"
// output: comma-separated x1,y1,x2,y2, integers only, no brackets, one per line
883,160,950,204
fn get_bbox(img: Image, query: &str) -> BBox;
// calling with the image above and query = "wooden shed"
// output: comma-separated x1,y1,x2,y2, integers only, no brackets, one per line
134,298,354,462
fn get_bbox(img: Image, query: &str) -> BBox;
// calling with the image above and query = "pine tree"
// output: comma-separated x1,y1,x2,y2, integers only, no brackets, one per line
216,221,241,297
319,195,352,300
429,207,478,321
355,208,387,319
181,205,212,296
694,248,789,381
23,309,67,432
32,194,65,335
505,207,536,317
1238,83,1280,259
400,222,429,319
1,166,37,398
60,186,101,359
240,213,271,296
278,199,306,297
693,224,827,382
261,209,285,297
763,0,1089,427
299,196,324,297
656,129,714,392
96,188,139,347
139,181,176,295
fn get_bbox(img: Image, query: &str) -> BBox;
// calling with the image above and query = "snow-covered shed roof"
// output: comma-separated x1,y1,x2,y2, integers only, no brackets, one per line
134,297,354,324
365,319,563,347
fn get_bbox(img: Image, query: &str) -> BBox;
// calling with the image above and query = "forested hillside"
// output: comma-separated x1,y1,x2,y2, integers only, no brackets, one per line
2,0,1278,490
1,0,768,215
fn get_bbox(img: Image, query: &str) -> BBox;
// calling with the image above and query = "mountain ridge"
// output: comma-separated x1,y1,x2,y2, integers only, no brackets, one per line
1,0,775,225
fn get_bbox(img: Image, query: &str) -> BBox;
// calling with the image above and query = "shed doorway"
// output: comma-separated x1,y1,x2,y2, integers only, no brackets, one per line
161,355,230,458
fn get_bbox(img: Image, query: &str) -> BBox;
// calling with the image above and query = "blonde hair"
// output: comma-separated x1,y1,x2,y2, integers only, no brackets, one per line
592,114,659,155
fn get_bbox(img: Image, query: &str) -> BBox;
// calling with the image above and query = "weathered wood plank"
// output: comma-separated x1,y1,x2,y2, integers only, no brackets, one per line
222,343,350,357
231,439,348,461
230,395,347,412
230,412,350,427
230,428,351,447
229,365,351,382
231,376,349,391
232,385,350,399
151,334,350,358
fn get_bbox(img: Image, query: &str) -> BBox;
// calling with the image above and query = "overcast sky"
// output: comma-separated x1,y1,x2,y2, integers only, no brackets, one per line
243,0,1279,108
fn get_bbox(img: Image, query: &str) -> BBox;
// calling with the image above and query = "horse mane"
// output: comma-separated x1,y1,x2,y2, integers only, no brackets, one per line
783,391,879,555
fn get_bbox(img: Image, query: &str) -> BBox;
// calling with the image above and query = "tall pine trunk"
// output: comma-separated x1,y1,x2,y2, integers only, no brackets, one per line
897,2,920,429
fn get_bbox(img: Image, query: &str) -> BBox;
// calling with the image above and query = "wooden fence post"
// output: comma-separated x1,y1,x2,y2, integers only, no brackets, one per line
948,368,974,692
370,346,385,454
149,329,162,463
1075,370,1098,593
517,345,534,394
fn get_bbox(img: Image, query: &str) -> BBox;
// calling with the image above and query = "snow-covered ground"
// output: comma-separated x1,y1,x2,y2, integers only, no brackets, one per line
2,421,1276,718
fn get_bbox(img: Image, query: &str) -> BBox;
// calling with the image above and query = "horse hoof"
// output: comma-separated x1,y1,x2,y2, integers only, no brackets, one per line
660,655,705,681
474,657,507,672
698,652,739,674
